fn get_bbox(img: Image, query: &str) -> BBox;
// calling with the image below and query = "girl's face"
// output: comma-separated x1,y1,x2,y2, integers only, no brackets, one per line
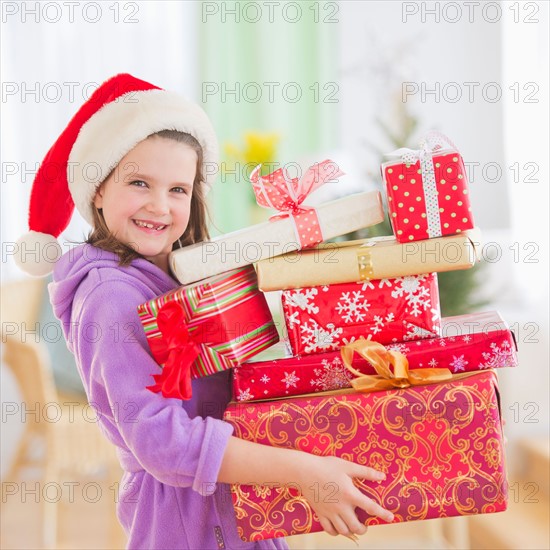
94,136,197,272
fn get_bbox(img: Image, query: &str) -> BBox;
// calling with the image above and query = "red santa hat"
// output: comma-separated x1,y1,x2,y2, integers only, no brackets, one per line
14,73,219,277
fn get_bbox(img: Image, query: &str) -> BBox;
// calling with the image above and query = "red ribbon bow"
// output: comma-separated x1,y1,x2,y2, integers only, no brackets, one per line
146,301,201,400
250,159,345,249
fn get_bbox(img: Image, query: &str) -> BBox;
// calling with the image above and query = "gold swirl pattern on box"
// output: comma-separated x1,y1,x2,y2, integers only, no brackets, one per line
223,370,507,542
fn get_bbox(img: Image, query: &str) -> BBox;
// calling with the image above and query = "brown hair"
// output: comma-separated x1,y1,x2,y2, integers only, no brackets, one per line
85,130,210,267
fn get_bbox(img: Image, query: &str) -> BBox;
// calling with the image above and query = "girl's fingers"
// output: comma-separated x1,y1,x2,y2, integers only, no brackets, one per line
330,514,354,537
338,512,368,536
355,494,394,523
349,463,387,482
318,516,338,537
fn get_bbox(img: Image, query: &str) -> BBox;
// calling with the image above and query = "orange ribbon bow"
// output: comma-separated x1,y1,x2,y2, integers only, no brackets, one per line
340,339,454,393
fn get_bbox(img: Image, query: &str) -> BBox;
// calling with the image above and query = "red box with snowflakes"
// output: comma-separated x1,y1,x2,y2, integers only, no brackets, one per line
233,311,517,402
281,273,441,356
382,148,474,243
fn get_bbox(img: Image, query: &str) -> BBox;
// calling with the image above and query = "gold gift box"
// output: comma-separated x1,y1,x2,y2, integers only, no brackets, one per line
255,228,481,291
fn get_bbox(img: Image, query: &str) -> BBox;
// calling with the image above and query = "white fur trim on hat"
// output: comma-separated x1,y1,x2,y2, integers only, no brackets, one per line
68,89,219,225
14,231,63,277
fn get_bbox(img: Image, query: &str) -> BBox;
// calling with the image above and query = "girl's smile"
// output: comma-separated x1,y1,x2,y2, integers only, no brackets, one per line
132,219,168,231
93,135,198,273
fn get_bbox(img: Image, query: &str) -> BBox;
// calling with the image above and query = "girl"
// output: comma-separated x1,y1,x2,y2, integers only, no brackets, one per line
15,74,394,549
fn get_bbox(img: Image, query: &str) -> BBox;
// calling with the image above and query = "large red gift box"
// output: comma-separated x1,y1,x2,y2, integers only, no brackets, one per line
233,311,517,402
281,273,441,356
223,370,507,542
381,137,475,243
137,266,279,399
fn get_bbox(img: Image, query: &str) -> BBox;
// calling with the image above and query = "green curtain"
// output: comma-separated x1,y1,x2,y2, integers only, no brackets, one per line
198,0,339,233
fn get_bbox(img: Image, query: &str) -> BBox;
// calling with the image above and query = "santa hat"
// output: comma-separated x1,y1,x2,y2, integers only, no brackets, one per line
14,73,219,277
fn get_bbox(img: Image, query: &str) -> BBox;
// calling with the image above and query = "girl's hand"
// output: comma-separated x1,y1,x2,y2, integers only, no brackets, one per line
295,454,394,539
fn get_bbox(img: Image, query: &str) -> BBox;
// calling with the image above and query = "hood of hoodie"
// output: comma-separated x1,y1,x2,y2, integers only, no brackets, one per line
48,244,179,338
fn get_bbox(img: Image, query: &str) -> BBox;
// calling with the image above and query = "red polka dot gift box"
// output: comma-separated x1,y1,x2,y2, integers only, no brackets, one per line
381,132,475,244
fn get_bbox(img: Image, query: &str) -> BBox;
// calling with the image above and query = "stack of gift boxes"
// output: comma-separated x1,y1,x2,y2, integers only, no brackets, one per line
136,136,518,542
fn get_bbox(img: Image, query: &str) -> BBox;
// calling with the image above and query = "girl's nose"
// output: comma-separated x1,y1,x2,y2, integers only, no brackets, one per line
146,192,169,215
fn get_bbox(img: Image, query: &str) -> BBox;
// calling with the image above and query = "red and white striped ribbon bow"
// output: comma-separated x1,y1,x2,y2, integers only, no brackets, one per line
250,159,345,249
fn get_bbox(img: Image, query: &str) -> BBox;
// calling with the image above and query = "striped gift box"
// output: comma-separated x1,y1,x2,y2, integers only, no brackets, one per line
137,266,279,379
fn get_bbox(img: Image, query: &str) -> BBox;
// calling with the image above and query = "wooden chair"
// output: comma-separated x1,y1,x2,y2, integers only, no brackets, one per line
2,334,59,548
1,278,126,549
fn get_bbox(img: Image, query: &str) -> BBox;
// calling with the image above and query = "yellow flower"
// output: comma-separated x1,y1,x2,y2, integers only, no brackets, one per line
223,131,280,177
242,132,279,165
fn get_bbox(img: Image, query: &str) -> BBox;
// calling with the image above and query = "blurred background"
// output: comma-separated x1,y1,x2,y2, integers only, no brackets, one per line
1,1,548,548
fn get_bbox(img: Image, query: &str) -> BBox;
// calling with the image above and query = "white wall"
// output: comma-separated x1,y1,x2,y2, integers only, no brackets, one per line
339,0,508,228
499,0,549,440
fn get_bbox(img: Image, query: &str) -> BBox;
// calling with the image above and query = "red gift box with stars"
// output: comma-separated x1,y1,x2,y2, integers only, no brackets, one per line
232,311,517,403
382,142,475,243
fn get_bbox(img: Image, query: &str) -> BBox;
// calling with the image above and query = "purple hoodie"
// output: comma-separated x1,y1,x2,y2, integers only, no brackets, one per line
49,244,290,550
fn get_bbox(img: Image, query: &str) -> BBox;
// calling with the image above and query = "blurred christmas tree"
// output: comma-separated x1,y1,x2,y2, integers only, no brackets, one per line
344,97,487,317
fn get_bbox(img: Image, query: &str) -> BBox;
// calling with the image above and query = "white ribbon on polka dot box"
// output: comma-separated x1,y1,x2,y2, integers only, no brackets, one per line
381,132,475,244
281,273,442,356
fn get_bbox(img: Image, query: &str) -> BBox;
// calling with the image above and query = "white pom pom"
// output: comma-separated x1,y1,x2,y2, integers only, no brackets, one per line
14,231,63,277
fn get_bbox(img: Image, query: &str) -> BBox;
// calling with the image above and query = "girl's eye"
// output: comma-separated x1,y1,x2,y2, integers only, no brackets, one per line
130,180,147,188
172,187,189,194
